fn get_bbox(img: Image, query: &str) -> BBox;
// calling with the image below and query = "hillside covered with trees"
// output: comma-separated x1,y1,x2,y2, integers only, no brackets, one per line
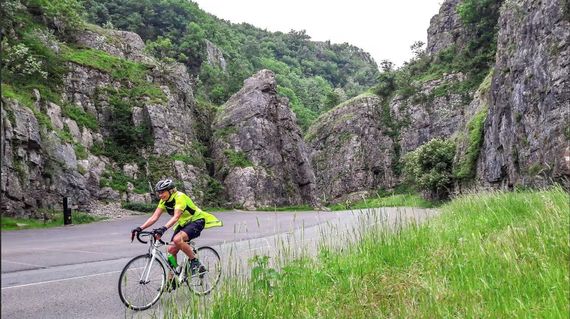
1,0,567,216
80,0,380,130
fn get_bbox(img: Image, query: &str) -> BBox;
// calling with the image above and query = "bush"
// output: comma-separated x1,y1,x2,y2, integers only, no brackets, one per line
454,107,488,180
403,138,456,200
2,43,48,80
224,150,253,168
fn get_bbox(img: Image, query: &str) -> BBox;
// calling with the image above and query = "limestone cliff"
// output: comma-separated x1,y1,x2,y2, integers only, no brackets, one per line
211,70,319,210
307,94,396,203
479,0,570,187
306,0,569,201
1,26,209,216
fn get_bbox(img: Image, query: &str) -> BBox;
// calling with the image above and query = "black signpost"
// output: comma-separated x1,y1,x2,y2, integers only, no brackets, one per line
63,197,72,225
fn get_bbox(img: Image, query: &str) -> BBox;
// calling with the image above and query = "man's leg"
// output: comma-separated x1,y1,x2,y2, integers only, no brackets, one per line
172,231,195,260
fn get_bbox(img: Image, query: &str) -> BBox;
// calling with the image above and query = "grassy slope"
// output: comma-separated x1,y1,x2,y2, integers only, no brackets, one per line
206,188,569,318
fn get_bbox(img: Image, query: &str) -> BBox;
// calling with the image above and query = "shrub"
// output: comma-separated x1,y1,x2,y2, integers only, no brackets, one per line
224,150,253,168
62,103,98,131
454,107,488,180
2,43,48,80
403,138,456,200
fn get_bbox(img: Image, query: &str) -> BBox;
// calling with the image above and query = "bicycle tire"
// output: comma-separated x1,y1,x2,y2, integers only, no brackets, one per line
185,246,221,295
118,254,166,310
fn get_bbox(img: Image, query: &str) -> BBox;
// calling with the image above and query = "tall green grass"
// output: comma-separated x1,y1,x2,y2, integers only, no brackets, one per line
330,193,436,211
204,187,569,318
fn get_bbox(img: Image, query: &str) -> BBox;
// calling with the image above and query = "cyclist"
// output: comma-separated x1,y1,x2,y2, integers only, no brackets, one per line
131,179,222,290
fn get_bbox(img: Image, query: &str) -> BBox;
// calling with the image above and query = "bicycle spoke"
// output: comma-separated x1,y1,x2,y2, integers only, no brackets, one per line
118,255,165,310
185,246,221,295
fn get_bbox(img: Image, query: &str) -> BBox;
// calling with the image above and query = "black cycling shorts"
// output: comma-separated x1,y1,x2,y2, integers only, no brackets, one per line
171,219,205,241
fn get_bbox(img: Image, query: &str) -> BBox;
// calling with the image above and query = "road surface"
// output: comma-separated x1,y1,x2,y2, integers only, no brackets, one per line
1,207,437,318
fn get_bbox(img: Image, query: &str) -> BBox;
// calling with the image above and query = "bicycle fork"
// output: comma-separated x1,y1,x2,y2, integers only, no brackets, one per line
140,251,159,285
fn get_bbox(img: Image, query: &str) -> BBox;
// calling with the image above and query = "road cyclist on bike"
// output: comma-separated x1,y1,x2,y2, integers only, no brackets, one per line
130,179,222,291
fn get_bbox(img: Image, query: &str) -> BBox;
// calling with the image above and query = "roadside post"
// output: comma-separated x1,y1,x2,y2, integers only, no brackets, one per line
63,197,72,225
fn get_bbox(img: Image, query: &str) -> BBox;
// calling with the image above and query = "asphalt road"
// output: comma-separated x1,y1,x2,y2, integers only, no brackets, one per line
1,207,438,319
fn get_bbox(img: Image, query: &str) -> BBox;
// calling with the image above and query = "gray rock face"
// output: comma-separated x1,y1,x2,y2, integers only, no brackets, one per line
73,28,151,63
479,0,570,187
63,64,113,119
211,70,319,209
307,94,397,204
426,0,473,54
146,63,199,156
1,99,91,216
2,27,208,216
395,73,468,156
205,39,227,71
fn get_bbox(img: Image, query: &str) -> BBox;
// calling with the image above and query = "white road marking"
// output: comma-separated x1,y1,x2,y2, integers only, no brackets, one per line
1,260,45,268
2,243,272,291
1,270,120,290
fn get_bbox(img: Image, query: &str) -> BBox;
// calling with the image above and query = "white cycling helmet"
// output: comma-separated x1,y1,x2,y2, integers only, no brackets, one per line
155,179,175,192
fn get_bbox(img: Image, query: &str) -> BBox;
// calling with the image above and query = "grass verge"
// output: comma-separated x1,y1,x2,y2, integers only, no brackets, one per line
330,193,437,211
206,187,568,318
1,211,106,230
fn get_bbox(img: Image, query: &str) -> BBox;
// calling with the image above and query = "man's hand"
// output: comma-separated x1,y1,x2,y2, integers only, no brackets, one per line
131,227,142,242
153,226,168,240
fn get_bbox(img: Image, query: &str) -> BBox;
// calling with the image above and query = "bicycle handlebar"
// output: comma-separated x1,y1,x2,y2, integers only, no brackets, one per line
135,230,167,245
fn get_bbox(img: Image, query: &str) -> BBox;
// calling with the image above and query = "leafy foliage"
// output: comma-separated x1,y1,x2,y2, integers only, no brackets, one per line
249,255,280,292
224,150,253,168
403,138,456,200
203,176,224,207
2,42,48,80
454,107,488,180
23,0,83,31
62,103,99,130
79,0,379,128
94,92,153,165
121,201,156,212
99,169,148,193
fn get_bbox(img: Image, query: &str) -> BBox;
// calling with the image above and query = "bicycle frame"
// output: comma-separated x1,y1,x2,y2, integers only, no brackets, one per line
140,234,191,284
120,230,221,310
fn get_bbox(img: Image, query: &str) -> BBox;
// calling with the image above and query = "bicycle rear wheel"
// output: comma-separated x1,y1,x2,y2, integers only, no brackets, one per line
186,246,221,295
118,254,166,310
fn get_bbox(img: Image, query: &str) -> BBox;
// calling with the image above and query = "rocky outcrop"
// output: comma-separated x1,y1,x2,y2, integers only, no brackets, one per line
394,73,469,156
211,70,319,210
1,99,91,217
426,0,473,54
306,73,471,203
204,39,227,72
2,28,209,216
72,27,152,64
307,94,397,203
479,0,570,187
145,63,200,156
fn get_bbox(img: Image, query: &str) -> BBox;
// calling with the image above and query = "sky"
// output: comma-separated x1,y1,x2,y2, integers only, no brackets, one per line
192,0,444,68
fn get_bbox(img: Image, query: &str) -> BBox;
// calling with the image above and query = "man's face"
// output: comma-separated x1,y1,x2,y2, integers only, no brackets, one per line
158,190,170,201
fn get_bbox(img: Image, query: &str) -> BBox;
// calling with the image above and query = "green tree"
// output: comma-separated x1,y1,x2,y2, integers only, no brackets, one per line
145,36,177,63
2,42,48,81
24,0,83,31
403,138,456,200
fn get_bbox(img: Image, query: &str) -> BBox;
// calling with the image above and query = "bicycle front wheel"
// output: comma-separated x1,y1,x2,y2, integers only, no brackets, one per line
186,246,221,295
118,254,166,310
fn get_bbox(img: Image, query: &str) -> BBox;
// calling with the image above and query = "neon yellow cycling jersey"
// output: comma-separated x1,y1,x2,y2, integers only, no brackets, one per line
157,191,222,228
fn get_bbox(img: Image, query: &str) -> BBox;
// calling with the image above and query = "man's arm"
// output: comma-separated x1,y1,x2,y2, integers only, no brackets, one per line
139,207,163,229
